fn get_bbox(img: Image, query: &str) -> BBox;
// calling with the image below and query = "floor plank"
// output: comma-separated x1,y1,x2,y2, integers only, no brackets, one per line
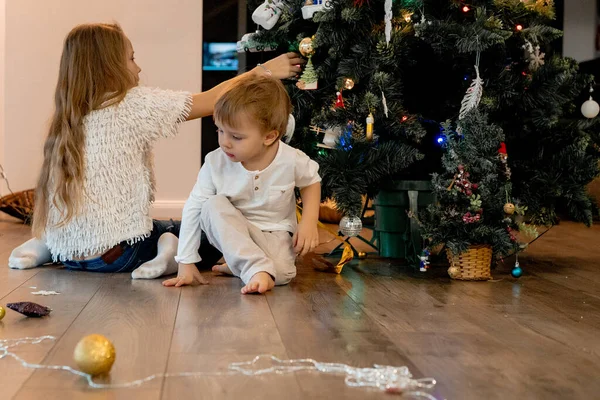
16,273,180,398
1,214,600,399
265,268,428,399
0,267,108,398
164,272,303,399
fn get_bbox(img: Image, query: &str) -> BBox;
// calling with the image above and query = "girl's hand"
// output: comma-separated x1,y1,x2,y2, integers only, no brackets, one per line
260,52,305,79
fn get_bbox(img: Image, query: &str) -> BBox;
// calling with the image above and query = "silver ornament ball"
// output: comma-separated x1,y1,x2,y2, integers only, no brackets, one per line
339,215,362,237
581,97,600,119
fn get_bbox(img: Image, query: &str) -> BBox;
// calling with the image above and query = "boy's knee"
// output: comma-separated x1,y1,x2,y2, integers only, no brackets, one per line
274,267,296,286
201,196,235,227
203,195,230,212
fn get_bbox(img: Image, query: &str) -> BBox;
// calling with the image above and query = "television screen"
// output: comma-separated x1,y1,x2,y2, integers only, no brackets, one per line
203,42,238,71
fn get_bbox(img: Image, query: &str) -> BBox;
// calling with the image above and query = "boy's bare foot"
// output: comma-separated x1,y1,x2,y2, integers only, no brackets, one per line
162,263,209,287
241,271,275,294
212,263,233,275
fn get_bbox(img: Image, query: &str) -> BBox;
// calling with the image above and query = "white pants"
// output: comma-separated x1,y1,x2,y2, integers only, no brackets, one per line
201,195,296,285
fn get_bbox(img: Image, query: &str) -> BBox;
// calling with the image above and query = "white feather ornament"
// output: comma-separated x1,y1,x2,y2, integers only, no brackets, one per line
459,64,484,120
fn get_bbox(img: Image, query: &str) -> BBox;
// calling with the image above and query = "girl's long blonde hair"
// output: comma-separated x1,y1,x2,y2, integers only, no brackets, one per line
33,23,136,237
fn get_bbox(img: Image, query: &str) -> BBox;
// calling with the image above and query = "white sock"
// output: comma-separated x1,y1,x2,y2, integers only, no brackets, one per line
131,233,179,279
9,238,53,269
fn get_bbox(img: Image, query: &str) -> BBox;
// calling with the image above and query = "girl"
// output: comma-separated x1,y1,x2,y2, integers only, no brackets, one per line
8,23,304,279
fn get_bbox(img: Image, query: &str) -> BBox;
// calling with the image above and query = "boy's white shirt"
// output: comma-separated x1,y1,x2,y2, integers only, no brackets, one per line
175,141,321,264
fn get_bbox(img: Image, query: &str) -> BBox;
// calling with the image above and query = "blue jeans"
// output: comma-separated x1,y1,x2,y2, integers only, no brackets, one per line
63,220,222,273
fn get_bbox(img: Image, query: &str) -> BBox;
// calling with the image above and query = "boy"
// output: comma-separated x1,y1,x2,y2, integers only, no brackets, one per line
163,76,321,294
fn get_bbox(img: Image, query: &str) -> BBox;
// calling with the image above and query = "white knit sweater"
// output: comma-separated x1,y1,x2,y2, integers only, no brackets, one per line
44,86,192,262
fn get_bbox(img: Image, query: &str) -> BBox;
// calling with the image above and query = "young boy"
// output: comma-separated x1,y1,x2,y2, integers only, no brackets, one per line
163,76,321,294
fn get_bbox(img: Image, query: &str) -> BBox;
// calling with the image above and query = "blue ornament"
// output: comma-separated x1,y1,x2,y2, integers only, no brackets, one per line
338,122,353,151
419,249,431,272
511,261,522,278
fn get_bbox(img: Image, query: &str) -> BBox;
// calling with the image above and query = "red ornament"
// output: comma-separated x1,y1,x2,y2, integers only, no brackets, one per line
463,212,481,224
498,142,507,155
334,91,345,108
353,0,370,6
506,227,517,241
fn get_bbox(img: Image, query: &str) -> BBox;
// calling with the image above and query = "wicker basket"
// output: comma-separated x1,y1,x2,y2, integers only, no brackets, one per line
0,189,35,224
446,244,492,281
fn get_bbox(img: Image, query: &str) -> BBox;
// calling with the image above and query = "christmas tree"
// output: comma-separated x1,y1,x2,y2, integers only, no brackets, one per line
245,0,600,226
418,110,524,260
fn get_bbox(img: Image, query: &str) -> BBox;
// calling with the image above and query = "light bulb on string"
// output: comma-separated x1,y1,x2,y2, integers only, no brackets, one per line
516,24,523,31
462,6,470,12
343,77,355,90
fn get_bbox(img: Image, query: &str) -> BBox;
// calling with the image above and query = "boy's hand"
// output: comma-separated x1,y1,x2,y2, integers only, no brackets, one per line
293,221,319,256
162,263,208,287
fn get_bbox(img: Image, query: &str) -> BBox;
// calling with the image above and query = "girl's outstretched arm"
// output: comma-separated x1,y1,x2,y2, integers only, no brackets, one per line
186,52,304,121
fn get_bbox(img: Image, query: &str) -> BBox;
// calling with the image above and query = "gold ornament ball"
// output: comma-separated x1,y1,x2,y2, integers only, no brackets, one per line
299,37,315,57
0,305,5,320
343,77,355,90
73,334,116,376
503,203,516,215
448,266,460,279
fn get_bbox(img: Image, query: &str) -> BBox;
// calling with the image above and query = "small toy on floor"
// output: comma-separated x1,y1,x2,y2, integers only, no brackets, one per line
7,302,52,317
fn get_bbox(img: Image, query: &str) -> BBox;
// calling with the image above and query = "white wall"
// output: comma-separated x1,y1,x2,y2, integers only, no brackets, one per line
0,0,6,195
563,0,597,62
1,0,203,217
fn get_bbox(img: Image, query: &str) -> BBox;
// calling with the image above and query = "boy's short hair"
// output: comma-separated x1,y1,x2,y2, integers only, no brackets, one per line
214,75,292,139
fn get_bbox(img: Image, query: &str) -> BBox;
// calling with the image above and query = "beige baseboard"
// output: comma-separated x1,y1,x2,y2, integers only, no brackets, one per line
151,200,185,220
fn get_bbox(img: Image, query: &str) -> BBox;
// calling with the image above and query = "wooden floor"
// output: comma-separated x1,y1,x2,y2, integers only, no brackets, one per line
1,213,599,400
